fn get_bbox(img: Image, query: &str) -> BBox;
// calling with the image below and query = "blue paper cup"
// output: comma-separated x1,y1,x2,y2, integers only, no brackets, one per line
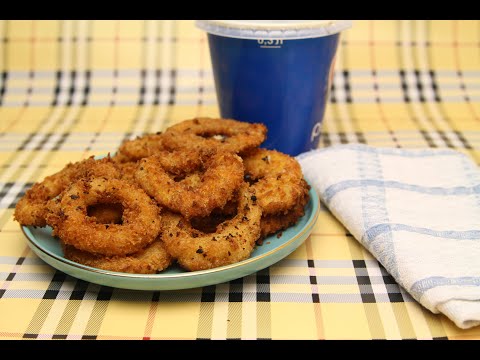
196,20,352,156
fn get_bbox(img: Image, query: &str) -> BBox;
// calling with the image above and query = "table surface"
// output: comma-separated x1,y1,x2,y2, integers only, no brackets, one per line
0,20,479,340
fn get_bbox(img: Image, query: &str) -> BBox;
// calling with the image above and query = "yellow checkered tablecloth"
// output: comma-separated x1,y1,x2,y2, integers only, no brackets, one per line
0,20,479,340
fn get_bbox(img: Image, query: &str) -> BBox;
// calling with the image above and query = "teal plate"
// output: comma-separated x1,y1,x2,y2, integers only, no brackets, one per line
21,185,319,291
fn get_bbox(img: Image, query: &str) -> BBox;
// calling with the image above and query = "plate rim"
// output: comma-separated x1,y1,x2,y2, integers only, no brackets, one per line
21,184,319,285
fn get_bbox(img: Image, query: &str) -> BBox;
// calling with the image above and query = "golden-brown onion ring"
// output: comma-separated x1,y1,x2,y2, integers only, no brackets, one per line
14,156,120,227
114,132,167,162
163,117,267,154
46,177,162,256
259,179,310,240
113,160,140,185
135,150,244,219
62,238,173,274
161,183,262,271
243,148,305,215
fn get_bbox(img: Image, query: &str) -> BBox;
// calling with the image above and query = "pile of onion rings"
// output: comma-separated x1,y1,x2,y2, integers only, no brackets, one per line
14,117,310,274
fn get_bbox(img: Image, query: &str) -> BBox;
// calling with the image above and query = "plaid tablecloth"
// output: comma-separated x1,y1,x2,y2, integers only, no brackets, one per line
0,20,479,340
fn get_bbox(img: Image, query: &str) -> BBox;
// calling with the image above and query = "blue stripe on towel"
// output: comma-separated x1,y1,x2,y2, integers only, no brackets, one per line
357,149,400,280
410,276,480,299
296,144,467,161
363,223,480,242
461,153,480,218
323,180,480,205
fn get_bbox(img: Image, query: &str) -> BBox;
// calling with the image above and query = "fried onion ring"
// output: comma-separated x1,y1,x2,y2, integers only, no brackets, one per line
115,132,167,162
46,177,162,256
152,148,209,177
62,238,173,274
259,179,310,240
243,148,305,215
161,183,262,271
163,117,267,154
135,150,244,219
113,160,141,185
14,156,120,227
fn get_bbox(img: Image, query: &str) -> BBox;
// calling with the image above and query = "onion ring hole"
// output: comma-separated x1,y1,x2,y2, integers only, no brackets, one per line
189,195,240,233
86,203,124,225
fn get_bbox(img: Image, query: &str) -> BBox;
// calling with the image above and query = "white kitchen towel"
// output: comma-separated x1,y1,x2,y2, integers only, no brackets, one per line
296,144,480,329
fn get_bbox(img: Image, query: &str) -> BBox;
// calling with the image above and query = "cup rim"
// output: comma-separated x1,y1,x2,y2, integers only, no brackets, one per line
196,20,352,40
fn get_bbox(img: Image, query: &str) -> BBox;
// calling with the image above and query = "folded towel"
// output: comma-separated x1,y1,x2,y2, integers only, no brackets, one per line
296,144,480,329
